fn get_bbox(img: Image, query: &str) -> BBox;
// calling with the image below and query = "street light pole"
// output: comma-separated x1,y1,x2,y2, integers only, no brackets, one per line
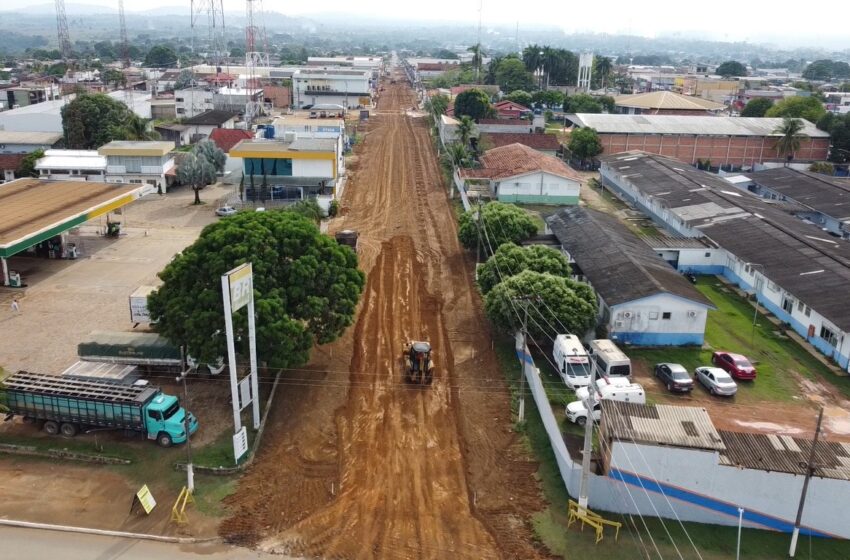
747,263,764,347
737,507,744,560
177,346,194,494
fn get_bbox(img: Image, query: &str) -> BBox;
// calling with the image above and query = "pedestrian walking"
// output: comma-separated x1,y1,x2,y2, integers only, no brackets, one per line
11,298,20,313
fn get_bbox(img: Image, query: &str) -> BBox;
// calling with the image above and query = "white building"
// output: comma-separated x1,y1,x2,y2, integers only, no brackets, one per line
547,207,714,345
292,68,372,110
35,150,106,181
99,141,175,192
174,87,215,119
0,131,63,154
601,151,850,369
459,143,581,205
271,115,346,168
183,110,238,141
0,90,150,134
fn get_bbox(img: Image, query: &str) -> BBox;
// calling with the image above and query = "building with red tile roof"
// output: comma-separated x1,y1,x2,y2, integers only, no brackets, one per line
209,128,255,153
480,132,561,155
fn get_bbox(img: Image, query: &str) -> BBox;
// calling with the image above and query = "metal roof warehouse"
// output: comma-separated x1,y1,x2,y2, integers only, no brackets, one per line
0,178,143,285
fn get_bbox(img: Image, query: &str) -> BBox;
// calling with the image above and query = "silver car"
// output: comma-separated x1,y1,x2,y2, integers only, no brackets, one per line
215,206,237,217
695,366,738,396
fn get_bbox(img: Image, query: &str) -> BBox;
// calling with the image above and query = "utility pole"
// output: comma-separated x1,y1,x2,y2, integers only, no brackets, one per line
176,347,195,493
475,197,483,266
578,355,599,508
513,295,541,423
789,407,824,558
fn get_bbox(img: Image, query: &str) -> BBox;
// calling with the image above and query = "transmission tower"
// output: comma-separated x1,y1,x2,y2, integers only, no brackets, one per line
190,0,226,73
118,0,130,68
54,0,73,62
244,0,269,125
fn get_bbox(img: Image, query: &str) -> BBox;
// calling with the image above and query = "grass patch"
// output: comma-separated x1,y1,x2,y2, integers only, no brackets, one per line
629,277,849,404
0,432,140,462
192,475,238,517
191,424,256,469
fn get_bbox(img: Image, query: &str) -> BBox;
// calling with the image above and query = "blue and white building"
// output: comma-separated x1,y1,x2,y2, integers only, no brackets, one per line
547,206,714,346
600,151,850,369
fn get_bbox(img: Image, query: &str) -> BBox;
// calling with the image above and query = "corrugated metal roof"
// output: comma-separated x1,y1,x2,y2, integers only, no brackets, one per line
719,430,850,482
547,207,713,307
603,401,726,451
749,167,850,221
0,131,63,145
613,91,725,111
569,114,829,137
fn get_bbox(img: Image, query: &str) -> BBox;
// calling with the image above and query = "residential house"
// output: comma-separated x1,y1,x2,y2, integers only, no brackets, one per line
99,141,176,192
612,91,726,115
154,124,192,148
229,137,342,211
209,128,255,177
601,151,850,369
174,87,215,119
459,143,581,205
0,131,63,182
150,96,177,120
35,150,106,181
213,87,264,113
183,110,238,141
0,155,24,183
292,68,372,110
492,99,531,119
567,114,830,169
480,133,560,156
547,206,714,345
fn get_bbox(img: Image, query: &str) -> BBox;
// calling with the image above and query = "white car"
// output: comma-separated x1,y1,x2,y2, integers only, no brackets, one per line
565,399,601,426
695,366,738,396
215,206,237,217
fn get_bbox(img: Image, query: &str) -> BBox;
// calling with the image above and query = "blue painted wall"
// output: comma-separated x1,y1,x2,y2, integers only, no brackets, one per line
612,331,705,346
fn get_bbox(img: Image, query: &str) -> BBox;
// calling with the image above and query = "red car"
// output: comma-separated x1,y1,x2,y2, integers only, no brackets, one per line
712,351,757,380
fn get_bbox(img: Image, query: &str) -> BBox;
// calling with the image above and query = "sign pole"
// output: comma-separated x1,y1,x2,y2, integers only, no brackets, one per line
247,296,260,430
221,274,242,434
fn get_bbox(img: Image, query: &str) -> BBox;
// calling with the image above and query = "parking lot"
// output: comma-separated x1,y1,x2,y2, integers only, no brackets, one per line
0,183,232,374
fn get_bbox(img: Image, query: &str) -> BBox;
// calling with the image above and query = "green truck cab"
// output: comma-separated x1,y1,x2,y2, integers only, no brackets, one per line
1,371,198,447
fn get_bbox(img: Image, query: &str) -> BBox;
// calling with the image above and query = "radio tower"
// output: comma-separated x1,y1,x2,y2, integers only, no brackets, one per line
118,0,130,68
191,0,226,73
55,0,73,62
244,0,268,125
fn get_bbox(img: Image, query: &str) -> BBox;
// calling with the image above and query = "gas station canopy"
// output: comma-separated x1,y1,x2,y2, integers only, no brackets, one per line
0,178,143,260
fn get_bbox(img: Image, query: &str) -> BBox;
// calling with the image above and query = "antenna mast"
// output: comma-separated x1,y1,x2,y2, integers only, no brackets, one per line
244,0,268,125
118,0,130,68
54,0,73,62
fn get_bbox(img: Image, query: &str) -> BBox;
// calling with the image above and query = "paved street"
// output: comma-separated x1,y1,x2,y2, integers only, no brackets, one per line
0,526,291,559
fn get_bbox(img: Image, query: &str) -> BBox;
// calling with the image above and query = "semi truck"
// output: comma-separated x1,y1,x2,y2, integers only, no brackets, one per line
0,371,198,447
77,330,224,375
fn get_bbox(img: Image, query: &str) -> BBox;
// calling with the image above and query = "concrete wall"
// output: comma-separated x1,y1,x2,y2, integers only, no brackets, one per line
476,123,534,134
609,293,709,346
293,158,334,179
494,172,580,205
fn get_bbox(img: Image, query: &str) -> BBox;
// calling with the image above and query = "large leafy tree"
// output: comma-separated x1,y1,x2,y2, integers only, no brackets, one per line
715,60,747,77
484,270,597,339
563,93,603,113
568,127,603,164
477,243,570,294
740,97,773,117
594,57,613,89
144,45,178,67
61,92,138,149
453,88,494,121
494,58,535,93
177,152,217,204
505,90,532,108
194,139,226,172
458,202,538,253
773,117,808,164
802,60,850,81
16,149,44,178
147,211,365,368
765,96,826,124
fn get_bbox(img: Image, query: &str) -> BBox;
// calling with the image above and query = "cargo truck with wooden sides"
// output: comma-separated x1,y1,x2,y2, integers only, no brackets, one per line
0,371,198,447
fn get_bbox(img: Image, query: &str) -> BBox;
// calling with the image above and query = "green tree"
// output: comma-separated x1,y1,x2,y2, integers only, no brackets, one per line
494,58,535,93
505,90,532,108
453,88,494,121
60,92,138,149
426,93,450,117
123,115,161,141
477,243,570,295
468,43,483,82
484,270,597,339
808,161,835,175
230,46,246,58
595,56,613,89
715,60,748,77
174,68,194,90
765,96,826,123
563,93,603,113
147,211,365,368
458,202,538,253
568,127,603,164
441,142,471,169
194,139,226,172
455,115,475,146
144,45,178,67
46,62,67,77
15,149,44,178
177,152,216,204
802,60,850,81
773,117,808,164
825,114,850,163
286,198,324,223
741,97,774,117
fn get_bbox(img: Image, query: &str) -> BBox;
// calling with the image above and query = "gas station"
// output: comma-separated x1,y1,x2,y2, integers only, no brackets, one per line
0,178,144,287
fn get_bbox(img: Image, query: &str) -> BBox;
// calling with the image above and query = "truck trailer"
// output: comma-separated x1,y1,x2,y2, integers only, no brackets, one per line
0,371,198,447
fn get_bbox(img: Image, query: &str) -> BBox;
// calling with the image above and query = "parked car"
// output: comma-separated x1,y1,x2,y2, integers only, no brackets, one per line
695,366,738,396
215,206,237,217
654,363,694,393
565,399,601,427
712,351,757,380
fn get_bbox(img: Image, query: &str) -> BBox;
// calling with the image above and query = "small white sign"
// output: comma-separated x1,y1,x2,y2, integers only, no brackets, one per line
226,263,253,312
239,376,252,411
232,426,249,463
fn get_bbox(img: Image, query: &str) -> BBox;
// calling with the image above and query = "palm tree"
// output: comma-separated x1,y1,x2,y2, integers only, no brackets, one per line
596,57,612,89
442,142,470,169
773,117,807,165
456,116,475,147
468,44,483,83
522,45,544,74
122,115,161,141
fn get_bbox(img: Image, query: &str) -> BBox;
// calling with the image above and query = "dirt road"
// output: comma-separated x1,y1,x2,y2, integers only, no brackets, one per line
222,75,545,558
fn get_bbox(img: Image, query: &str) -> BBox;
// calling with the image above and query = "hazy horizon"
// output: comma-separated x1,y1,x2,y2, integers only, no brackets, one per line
3,0,850,51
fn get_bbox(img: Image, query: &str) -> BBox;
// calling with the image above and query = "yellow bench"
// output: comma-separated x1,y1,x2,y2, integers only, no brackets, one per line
567,499,622,544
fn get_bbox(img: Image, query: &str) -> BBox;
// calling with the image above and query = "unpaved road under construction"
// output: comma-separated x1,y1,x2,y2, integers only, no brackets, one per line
221,74,546,559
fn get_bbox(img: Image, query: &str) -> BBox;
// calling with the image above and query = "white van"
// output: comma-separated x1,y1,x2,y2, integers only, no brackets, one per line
552,334,592,389
575,377,636,401
565,383,645,426
589,339,632,378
